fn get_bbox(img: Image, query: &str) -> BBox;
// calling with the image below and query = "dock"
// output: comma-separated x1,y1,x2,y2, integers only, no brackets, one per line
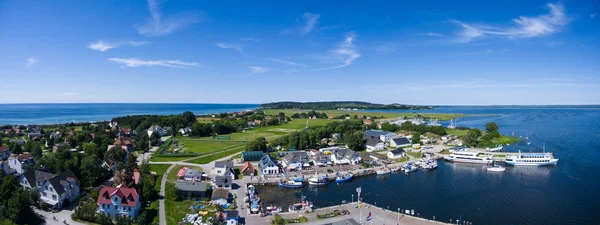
246,202,453,225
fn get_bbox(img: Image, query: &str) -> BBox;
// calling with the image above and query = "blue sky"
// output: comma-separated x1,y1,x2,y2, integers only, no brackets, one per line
1,0,599,105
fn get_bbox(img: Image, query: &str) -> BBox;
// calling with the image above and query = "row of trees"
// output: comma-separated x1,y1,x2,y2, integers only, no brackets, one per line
0,170,38,225
462,122,501,148
378,121,448,136
290,110,328,119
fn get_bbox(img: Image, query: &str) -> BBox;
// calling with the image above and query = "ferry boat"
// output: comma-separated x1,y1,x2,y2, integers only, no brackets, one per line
335,173,354,183
504,151,559,166
376,167,391,175
444,151,493,164
487,165,506,172
278,180,305,188
308,176,330,186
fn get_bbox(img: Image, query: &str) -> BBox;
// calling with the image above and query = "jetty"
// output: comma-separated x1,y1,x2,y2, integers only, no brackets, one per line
246,202,453,225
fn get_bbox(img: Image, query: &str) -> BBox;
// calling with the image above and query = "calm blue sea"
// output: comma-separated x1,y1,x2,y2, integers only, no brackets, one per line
258,106,600,225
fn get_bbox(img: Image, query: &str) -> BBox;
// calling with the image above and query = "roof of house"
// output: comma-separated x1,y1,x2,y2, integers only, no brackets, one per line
214,161,234,169
114,137,134,146
176,181,208,192
185,169,202,176
9,153,34,162
214,176,232,186
392,137,410,145
47,171,79,195
23,170,55,188
366,137,382,147
259,155,277,168
364,129,392,137
333,148,358,159
390,148,405,155
283,151,308,163
97,185,139,207
211,188,229,199
133,168,141,185
226,211,239,220
0,146,9,153
241,162,255,173
104,158,117,167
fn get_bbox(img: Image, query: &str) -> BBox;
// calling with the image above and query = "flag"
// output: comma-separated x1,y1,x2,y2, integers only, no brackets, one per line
366,211,372,221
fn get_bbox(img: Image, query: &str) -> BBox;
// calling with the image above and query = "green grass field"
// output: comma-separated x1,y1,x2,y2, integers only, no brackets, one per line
184,146,245,164
177,137,245,154
264,109,465,120
445,128,470,137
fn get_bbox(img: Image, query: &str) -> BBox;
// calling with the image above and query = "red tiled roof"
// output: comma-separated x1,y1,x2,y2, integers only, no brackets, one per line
97,186,138,207
241,162,255,173
133,168,141,185
114,137,134,146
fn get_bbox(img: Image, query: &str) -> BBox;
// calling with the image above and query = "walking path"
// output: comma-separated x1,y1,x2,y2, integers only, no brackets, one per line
159,164,176,225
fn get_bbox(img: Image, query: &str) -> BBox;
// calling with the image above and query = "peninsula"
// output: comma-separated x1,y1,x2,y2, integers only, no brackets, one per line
260,101,434,110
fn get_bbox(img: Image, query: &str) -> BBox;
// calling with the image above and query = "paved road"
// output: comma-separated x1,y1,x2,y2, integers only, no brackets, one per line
35,207,84,225
159,164,176,225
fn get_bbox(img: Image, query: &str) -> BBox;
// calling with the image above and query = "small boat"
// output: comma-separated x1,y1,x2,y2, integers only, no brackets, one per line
308,176,329,186
293,175,305,182
251,203,260,213
248,185,256,195
390,166,401,172
266,205,281,214
278,180,305,188
487,165,506,172
376,167,391,175
335,173,354,183
405,165,417,173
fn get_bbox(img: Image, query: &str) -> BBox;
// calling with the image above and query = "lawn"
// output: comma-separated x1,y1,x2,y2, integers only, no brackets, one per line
393,156,410,163
445,128,470,137
407,151,424,158
184,146,245,164
177,137,245,154
264,109,466,120
164,182,195,225
167,165,203,181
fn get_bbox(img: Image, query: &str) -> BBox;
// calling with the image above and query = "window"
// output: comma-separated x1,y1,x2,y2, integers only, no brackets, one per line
114,205,117,210
42,192,47,197
52,194,57,200
49,187,53,191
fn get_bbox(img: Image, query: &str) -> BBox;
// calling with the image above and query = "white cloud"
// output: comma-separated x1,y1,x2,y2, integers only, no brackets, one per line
88,40,150,52
591,13,597,18
216,42,305,66
262,57,306,67
240,37,261,42
317,32,360,70
108,58,200,68
248,66,267,75
136,0,201,36
282,12,321,35
420,32,443,37
453,3,570,43
25,57,38,68
216,43,244,54
60,92,80,96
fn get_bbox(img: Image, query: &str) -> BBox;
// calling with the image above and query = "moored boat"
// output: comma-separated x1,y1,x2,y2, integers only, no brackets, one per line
278,180,305,188
308,175,330,186
444,151,493,164
505,151,559,166
487,165,506,172
405,165,417,173
376,167,391,175
335,173,354,183
248,185,256,195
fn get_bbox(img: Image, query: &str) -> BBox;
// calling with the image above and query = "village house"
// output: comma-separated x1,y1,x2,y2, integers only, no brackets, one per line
225,211,240,225
282,151,309,171
213,176,233,190
364,120,373,125
1,161,14,175
132,168,141,185
27,132,42,139
102,158,118,170
259,155,279,175
39,171,80,209
119,128,134,137
18,170,55,190
147,125,170,137
211,188,230,205
312,151,332,167
387,148,406,159
390,137,411,148
364,129,397,143
184,169,203,181
49,131,61,140
366,137,385,152
9,139,26,145
176,181,209,200
179,127,192,135
214,161,235,180
113,137,136,152
327,148,361,165
0,146,10,160
8,153,35,174
240,162,255,176
97,185,141,219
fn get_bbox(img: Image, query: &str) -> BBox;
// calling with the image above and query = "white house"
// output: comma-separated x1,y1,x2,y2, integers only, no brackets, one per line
19,170,55,190
184,169,203,181
179,127,192,135
211,188,229,205
226,211,239,225
259,155,279,175
102,158,118,171
282,151,309,171
1,161,14,175
312,152,332,167
214,161,235,180
390,137,411,148
97,185,141,219
213,176,233,190
329,148,361,165
8,153,35,174
387,148,406,159
0,146,10,160
39,171,80,209
147,125,170,137
366,137,385,152
364,130,397,143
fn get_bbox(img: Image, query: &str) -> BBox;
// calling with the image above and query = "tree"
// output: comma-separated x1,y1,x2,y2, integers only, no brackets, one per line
344,132,364,150
150,131,161,146
246,136,268,152
485,122,499,133
411,132,421,144
136,211,151,225
80,155,106,187
464,129,482,147
182,111,196,126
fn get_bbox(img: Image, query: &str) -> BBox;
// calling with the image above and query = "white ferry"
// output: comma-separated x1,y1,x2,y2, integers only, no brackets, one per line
504,151,559,166
444,151,493,164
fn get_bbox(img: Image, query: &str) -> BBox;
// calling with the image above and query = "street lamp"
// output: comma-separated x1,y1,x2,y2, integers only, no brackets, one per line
397,208,400,221
352,194,354,203
356,187,362,223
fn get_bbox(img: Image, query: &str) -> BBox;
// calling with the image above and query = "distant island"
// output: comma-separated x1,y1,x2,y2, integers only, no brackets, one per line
260,101,434,110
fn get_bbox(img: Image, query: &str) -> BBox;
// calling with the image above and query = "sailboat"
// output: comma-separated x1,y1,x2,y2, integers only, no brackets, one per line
447,118,457,129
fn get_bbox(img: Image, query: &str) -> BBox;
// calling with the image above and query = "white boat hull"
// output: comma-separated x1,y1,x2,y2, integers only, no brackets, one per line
376,170,390,175
445,157,493,164
505,159,558,166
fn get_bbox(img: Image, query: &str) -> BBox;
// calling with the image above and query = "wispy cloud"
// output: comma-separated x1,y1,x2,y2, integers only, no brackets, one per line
453,3,570,43
420,32,443,37
25,57,38,68
454,49,494,56
108,58,200,68
240,37,261,42
216,42,306,66
216,43,245,54
136,0,201,36
316,32,360,70
87,40,150,52
262,58,306,67
248,66,267,75
591,13,597,18
281,12,321,35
